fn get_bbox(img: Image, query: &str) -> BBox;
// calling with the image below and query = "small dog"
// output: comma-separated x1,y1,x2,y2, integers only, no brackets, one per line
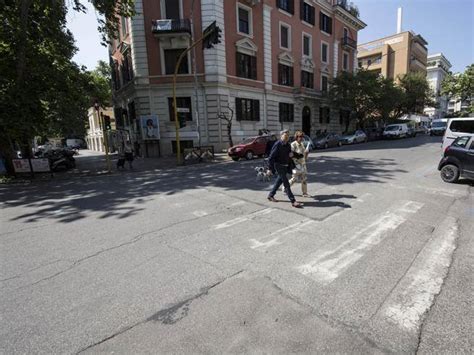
117,156,126,169
255,166,272,182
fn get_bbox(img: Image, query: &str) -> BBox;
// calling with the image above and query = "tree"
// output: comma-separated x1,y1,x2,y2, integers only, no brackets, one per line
329,69,380,130
441,64,474,113
397,72,437,114
218,106,235,148
374,77,404,122
0,0,133,174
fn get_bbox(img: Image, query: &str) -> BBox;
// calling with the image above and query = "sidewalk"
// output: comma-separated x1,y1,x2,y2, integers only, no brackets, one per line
70,149,233,176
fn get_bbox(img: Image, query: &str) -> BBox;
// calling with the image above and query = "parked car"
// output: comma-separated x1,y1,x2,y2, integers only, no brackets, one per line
364,127,384,141
312,132,342,149
228,135,276,161
383,124,410,139
340,130,367,145
407,126,417,137
438,135,474,183
429,119,448,136
289,134,315,151
441,117,474,152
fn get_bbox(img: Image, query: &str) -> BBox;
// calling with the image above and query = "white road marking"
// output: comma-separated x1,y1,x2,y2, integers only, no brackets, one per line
230,201,246,206
297,201,424,284
249,219,314,252
382,216,458,331
192,211,208,217
213,208,274,230
388,183,464,198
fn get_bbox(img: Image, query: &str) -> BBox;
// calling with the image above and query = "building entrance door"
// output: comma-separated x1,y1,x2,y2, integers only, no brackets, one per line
302,106,311,136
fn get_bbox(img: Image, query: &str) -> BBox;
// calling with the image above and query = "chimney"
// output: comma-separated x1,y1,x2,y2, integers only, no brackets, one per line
397,7,403,34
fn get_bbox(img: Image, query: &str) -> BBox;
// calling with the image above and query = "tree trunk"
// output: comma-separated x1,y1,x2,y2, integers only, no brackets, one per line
227,122,233,147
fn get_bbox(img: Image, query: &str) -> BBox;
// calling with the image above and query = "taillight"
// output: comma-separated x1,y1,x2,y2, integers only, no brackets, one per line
444,146,450,154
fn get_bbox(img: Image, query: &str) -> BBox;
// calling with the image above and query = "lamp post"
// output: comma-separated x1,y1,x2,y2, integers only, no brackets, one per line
94,101,112,173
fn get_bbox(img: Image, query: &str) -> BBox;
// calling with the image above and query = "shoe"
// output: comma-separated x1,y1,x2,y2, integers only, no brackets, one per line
291,201,303,208
302,193,310,198
267,196,278,202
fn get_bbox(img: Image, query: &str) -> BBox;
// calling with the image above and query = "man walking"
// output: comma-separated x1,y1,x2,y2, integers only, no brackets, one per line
267,130,302,208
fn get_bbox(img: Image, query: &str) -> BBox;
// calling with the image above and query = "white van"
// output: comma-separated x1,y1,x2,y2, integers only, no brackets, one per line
383,124,409,139
442,117,474,151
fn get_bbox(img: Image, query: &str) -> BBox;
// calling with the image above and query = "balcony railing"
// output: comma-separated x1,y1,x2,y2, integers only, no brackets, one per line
334,0,360,18
152,19,191,36
341,36,357,49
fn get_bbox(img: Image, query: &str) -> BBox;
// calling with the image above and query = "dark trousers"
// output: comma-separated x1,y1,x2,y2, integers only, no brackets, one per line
269,163,295,202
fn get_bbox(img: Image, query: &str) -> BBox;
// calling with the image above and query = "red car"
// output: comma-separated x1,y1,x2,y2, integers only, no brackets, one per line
228,135,276,161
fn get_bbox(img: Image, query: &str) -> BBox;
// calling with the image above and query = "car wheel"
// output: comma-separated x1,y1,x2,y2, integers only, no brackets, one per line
231,157,239,162
440,164,460,183
244,150,254,160
338,141,342,147
324,143,328,149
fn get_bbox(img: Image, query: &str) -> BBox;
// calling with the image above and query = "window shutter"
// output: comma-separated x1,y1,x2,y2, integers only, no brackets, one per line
236,98,242,121
278,64,282,85
289,66,294,86
251,55,257,80
253,100,260,121
326,108,331,123
319,12,324,31
328,16,333,34
290,104,294,121
288,0,294,14
310,6,315,25
300,0,304,20
319,107,323,123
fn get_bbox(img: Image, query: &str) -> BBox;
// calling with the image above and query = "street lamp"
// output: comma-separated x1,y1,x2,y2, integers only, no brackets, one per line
94,101,112,173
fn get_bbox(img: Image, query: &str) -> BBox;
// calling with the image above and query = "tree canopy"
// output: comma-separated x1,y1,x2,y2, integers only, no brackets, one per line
441,64,474,113
0,0,132,171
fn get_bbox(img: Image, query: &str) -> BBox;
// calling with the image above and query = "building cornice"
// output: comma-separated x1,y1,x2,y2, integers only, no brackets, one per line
333,6,366,31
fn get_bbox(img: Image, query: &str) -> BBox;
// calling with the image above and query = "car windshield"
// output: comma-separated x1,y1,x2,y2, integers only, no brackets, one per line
385,126,399,131
240,138,255,144
432,121,447,128
452,136,470,148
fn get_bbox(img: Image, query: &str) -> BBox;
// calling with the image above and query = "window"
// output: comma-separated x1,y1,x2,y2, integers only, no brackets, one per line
321,74,328,92
278,64,293,86
164,49,188,74
238,5,251,35
303,34,311,57
121,51,134,84
236,98,260,121
112,61,121,90
164,0,180,20
343,52,349,71
449,120,474,134
280,24,290,49
452,136,470,148
343,27,348,39
279,103,294,122
358,61,362,68
121,16,128,38
301,71,314,88
277,0,294,14
339,109,350,125
172,140,193,154
168,97,193,122
367,59,372,66
301,1,315,25
319,12,332,34
236,52,257,80
321,42,328,63
319,107,330,123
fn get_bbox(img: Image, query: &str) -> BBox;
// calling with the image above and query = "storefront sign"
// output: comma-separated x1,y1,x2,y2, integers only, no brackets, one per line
12,159,31,173
31,159,51,172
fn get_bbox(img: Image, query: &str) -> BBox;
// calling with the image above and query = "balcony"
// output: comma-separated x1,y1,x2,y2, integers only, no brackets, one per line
341,36,357,50
152,19,191,37
334,0,360,18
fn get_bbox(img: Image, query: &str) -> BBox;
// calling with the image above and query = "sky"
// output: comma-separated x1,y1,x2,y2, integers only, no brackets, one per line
67,0,474,73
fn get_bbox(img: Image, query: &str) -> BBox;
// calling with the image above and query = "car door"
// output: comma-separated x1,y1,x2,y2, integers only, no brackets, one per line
254,137,266,155
465,137,474,177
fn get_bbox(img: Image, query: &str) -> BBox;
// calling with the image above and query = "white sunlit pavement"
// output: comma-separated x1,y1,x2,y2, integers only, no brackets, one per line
0,135,472,353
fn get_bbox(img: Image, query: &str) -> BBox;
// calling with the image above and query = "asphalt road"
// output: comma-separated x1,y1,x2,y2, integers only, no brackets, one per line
1,135,472,354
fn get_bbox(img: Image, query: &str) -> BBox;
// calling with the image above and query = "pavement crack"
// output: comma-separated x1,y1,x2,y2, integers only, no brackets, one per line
76,270,244,353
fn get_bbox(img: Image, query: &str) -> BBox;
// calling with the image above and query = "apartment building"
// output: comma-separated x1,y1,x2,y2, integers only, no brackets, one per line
110,0,366,156
423,53,452,119
357,31,428,80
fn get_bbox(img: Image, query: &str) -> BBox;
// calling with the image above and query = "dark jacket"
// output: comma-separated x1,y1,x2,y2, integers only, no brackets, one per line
268,140,292,173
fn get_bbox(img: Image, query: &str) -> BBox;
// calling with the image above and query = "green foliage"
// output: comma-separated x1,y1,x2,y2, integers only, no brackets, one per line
441,64,474,113
397,72,437,114
0,0,132,173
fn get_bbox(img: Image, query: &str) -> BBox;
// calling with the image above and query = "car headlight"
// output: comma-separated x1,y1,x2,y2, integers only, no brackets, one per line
235,147,243,152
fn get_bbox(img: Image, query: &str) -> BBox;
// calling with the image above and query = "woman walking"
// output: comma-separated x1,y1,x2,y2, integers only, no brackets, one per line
288,131,309,197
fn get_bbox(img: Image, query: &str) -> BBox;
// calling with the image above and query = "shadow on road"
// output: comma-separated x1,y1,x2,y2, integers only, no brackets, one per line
1,149,408,223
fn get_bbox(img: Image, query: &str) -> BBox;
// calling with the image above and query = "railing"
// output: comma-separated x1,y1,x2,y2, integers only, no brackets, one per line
341,36,357,49
152,19,191,35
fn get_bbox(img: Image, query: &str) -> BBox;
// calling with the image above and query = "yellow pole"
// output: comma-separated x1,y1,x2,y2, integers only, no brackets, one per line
173,28,215,165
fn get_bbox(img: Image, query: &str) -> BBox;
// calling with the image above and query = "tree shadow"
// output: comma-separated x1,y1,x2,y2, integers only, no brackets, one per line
0,153,405,224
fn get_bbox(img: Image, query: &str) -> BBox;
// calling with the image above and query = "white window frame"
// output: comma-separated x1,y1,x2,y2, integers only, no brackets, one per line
321,41,329,64
343,51,349,71
302,32,312,58
160,0,184,19
236,2,253,38
321,73,329,92
279,22,291,50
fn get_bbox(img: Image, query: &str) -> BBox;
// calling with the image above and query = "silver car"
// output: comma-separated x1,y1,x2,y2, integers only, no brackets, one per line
340,130,368,145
